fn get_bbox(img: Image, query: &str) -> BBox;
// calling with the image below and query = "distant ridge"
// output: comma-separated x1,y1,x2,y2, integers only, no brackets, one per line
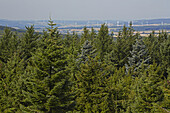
133,18,170,24
1,18,170,28
0,25,25,33
1,18,170,34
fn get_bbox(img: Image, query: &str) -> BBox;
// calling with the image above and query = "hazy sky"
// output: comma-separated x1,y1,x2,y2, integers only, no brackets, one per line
0,0,170,20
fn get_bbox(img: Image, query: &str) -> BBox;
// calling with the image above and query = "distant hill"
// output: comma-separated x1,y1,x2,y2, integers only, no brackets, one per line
0,25,26,38
133,18,170,25
0,25,25,33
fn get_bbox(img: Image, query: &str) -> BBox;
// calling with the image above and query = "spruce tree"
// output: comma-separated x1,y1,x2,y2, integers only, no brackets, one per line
0,52,25,112
105,25,135,69
161,74,170,112
20,25,39,62
77,40,97,64
80,26,90,45
144,31,161,64
47,18,58,37
66,32,80,109
125,36,150,76
89,27,96,45
131,63,165,113
63,31,72,49
95,24,113,61
105,34,129,69
0,27,13,63
106,67,133,112
75,57,110,112
160,36,170,78
21,19,73,113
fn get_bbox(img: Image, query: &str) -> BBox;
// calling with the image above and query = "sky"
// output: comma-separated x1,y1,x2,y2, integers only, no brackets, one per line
0,0,170,21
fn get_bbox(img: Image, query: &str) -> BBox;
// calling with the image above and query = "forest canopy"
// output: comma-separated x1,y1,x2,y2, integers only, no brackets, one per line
0,19,169,113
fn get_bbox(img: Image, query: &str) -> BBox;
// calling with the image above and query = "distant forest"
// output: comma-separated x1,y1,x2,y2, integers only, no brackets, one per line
0,19,169,113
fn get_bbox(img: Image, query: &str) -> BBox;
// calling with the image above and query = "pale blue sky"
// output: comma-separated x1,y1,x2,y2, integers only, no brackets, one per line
0,0,170,20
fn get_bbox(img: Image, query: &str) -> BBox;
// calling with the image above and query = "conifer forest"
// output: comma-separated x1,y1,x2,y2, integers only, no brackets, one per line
0,19,169,113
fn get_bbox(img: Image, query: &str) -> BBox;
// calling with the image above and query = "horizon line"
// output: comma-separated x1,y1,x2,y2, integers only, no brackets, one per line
1,17,170,21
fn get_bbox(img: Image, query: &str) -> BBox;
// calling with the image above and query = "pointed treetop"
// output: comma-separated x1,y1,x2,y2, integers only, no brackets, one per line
48,18,56,29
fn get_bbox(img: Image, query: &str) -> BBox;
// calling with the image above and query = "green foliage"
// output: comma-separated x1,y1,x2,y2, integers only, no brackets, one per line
0,28,13,63
74,57,110,112
106,67,133,112
80,26,90,45
47,18,58,37
20,20,73,113
0,53,25,112
160,35,170,78
95,24,113,61
105,25,135,69
131,63,165,113
144,31,161,64
0,21,169,113
78,40,97,65
144,30,169,79
20,25,40,62
125,36,150,76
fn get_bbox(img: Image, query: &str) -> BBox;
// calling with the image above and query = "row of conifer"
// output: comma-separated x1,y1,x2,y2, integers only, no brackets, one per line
0,19,169,113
